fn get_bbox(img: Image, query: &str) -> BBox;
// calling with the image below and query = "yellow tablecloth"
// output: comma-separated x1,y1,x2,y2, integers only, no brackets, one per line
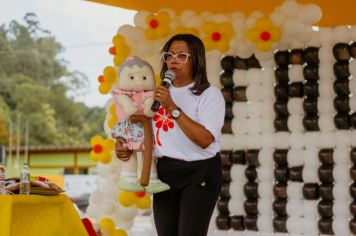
0,194,88,236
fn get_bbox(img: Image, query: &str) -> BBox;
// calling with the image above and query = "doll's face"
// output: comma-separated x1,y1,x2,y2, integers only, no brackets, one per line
118,65,155,91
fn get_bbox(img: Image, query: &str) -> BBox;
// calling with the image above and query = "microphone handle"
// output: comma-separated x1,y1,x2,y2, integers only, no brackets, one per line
151,80,172,112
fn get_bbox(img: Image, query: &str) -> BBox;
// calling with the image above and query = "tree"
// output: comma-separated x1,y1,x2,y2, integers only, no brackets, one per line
0,13,105,146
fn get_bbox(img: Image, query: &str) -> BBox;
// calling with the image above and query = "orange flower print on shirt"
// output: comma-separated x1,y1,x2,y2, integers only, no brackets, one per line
153,107,174,146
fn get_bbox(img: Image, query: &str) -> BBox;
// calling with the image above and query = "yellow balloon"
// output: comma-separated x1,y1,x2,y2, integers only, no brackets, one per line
103,66,117,83
90,135,103,146
203,22,216,34
135,195,151,209
112,229,128,236
118,192,136,207
100,153,112,164
99,83,111,94
256,40,272,52
99,218,115,234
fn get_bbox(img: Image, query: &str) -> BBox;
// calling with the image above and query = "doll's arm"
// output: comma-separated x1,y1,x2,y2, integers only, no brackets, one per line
143,94,156,117
114,94,138,116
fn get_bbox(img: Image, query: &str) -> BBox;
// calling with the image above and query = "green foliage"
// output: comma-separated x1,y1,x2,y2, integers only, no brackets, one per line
0,13,105,146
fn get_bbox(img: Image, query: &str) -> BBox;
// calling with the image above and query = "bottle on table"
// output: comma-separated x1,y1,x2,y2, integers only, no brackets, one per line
20,163,30,195
0,164,6,195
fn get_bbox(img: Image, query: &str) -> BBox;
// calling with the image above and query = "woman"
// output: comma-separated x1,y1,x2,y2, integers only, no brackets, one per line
116,34,225,236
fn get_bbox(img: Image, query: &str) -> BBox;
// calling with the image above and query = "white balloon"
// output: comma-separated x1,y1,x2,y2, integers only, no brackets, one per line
289,132,304,149
280,0,300,16
334,146,350,165
270,11,285,27
333,26,351,43
317,98,335,114
303,201,318,218
350,60,356,76
333,164,351,183
230,165,247,182
287,98,304,115
303,216,319,234
233,102,249,118
350,96,356,111
116,219,134,230
333,182,351,200
229,182,244,199
286,216,303,234
287,115,304,132
288,65,304,82
303,148,319,167
287,182,303,199
231,13,246,33
116,204,138,221
287,148,304,167
302,166,319,182
245,134,262,149
335,131,352,148
254,50,274,62
286,200,304,217
233,69,249,86
86,204,101,218
303,132,321,149
352,130,356,146
333,200,350,217
274,132,290,149
283,19,303,36
257,181,274,199
319,132,336,148
246,85,262,101
257,165,274,181
101,200,116,215
319,81,335,97
297,4,322,24
332,217,351,236
258,148,274,166
257,215,274,233
259,59,275,69
228,196,245,215
257,198,274,215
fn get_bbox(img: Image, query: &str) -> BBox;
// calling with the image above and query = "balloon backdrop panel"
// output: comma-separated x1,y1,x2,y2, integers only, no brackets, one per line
217,43,356,235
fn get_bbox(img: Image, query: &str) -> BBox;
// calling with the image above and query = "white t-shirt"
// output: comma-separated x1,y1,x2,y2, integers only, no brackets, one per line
152,83,225,161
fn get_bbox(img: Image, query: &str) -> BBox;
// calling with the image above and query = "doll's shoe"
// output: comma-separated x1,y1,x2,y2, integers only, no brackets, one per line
118,177,144,192
144,179,170,194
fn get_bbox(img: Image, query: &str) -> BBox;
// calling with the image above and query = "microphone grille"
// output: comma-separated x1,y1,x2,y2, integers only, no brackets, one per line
164,70,175,81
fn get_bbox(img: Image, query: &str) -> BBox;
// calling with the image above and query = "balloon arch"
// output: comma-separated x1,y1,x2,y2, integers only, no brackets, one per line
87,1,356,235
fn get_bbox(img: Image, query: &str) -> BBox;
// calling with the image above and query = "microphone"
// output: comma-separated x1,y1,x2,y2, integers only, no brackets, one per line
151,70,175,112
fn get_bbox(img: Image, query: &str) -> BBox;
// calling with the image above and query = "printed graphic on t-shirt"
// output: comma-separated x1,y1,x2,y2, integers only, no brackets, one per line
153,107,174,146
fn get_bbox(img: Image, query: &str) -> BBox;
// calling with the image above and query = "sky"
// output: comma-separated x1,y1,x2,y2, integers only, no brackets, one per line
0,0,136,107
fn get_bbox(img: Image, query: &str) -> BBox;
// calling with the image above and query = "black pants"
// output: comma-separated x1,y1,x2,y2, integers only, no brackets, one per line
153,153,222,236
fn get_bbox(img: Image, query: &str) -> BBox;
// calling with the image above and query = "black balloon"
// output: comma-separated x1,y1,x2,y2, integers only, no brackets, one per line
247,55,261,69
245,166,257,181
273,149,288,166
319,183,334,200
234,56,248,70
221,87,233,103
289,166,303,182
318,200,333,218
273,199,287,216
319,149,334,164
274,116,289,132
303,80,319,98
303,97,318,115
221,56,236,72
233,86,247,102
333,43,351,61
274,166,289,182
274,50,290,67
303,115,320,131
303,64,319,81
289,49,304,65
333,78,350,96
273,216,288,232
318,218,334,235
274,99,289,116
333,61,350,78
275,67,289,84
288,82,304,97
245,150,260,167
220,72,234,87
333,96,350,113
274,182,287,199
215,214,230,230
334,113,351,129
318,164,334,183
303,183,320,200
244,182,259,199
230,215,245,231
232,150,246,165
304,47,320,64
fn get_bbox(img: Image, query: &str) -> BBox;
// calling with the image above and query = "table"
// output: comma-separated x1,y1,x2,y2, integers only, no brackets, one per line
0,194,88,236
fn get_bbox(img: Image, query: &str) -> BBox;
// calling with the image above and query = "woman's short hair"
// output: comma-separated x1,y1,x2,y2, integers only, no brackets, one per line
160,34,210,95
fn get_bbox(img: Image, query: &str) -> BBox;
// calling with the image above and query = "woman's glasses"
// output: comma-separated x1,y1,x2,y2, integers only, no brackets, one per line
162,52,191,63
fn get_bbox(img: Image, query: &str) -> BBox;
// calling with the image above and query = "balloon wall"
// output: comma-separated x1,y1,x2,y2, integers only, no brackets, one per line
87,0,356,235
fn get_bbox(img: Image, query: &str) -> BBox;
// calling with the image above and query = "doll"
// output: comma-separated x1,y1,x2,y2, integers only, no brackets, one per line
111,56,169,193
